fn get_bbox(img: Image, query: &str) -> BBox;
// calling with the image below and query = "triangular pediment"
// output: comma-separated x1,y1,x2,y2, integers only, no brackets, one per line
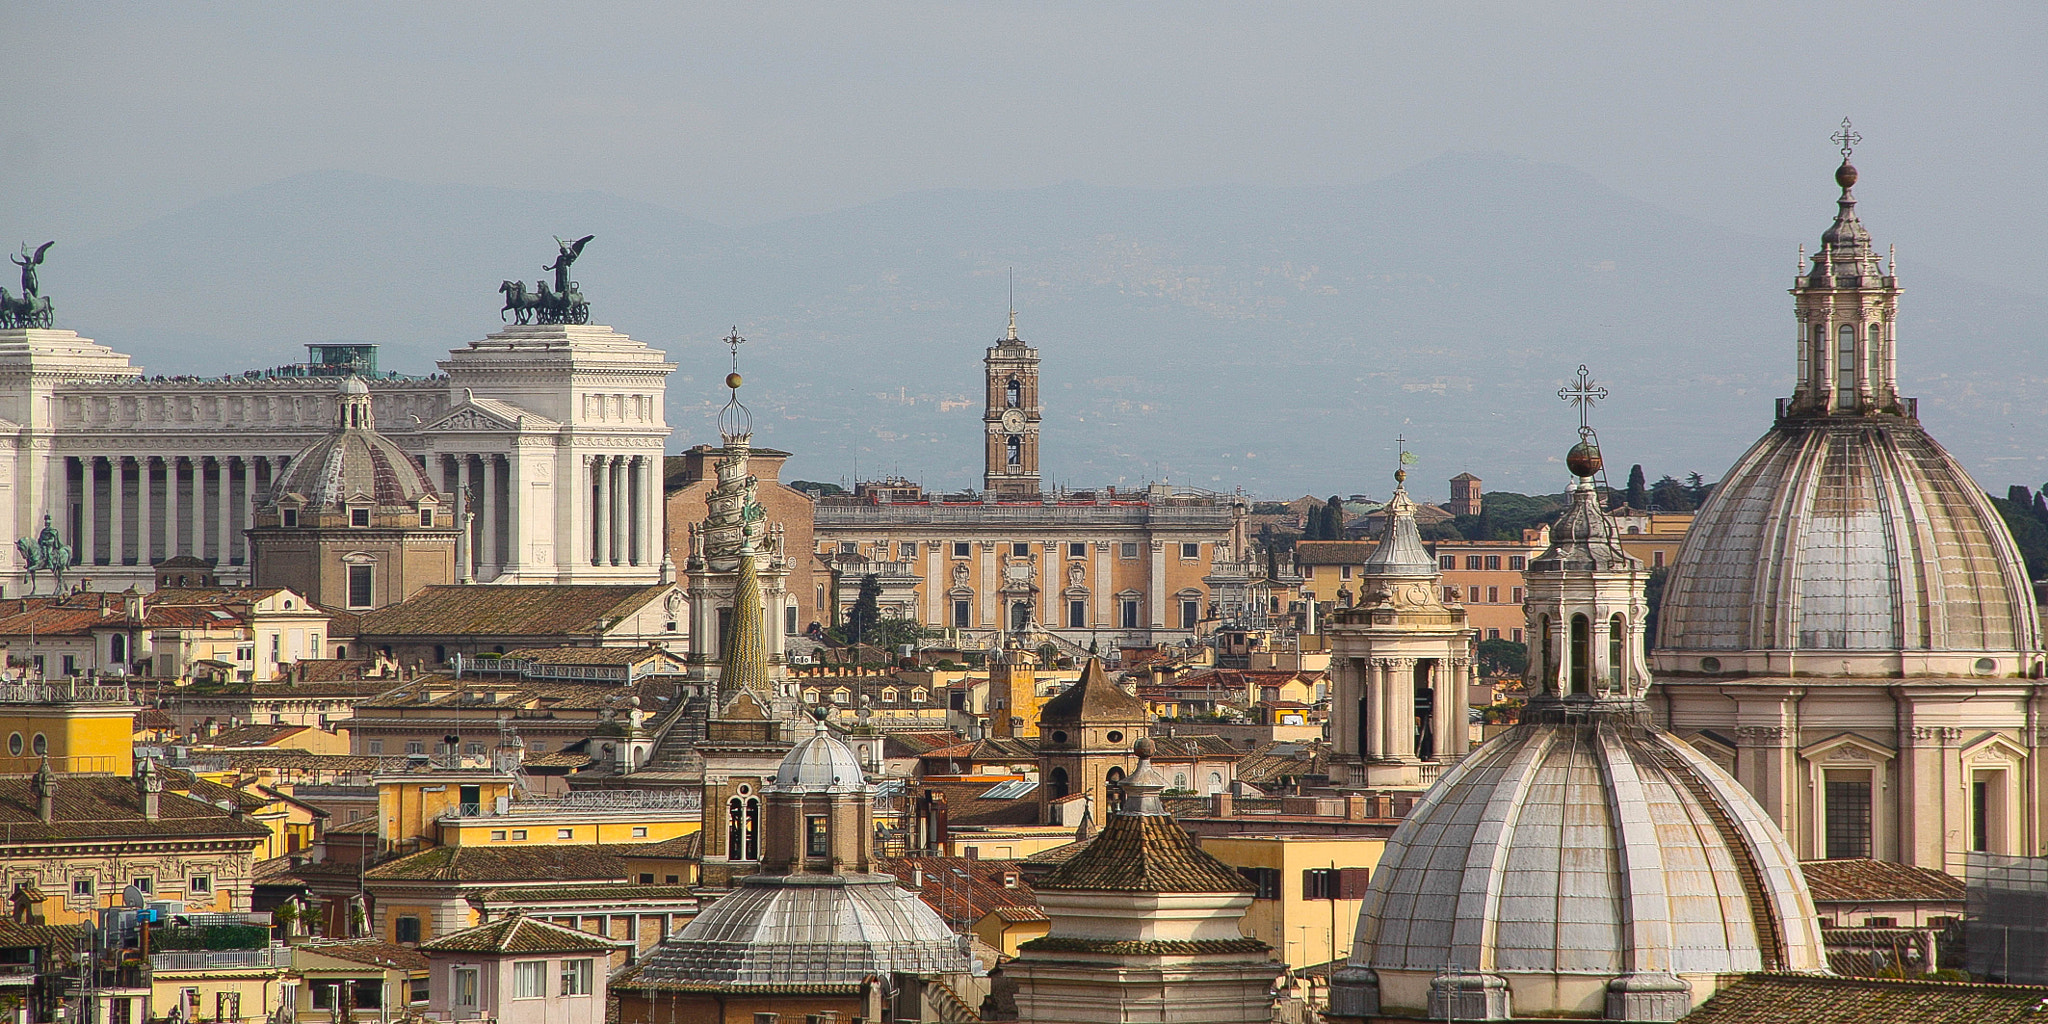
1960,731,2029,765
1799,731,1896,763
422,396,558,434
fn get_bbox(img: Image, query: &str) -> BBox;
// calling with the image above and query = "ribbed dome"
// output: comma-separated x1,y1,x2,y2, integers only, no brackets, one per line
270,378,438,510
773,714,867,793
1656,419,2039,663
1355,720,1824,977
1360,475,1436,577
624,875,969,988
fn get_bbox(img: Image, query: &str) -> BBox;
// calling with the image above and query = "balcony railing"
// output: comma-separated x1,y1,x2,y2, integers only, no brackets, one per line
150,946,293,971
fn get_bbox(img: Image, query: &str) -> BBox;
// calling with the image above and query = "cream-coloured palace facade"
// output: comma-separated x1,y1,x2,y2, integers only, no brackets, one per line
0,323,672,594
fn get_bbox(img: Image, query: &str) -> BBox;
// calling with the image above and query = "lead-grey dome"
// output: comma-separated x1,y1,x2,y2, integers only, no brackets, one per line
622,875,970,988
270,377,438,510
773,714,867,793
1656,421,2039,663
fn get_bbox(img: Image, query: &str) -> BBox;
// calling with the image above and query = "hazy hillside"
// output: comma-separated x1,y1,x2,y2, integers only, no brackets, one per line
47,153,2048,498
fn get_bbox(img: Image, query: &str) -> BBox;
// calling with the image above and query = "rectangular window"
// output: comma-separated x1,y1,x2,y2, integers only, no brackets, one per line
73,877,93,897
899,541,917,560
1180,600,1199,630
352,981,381,1010
1069,542,1086,558
1508,556,1526,571
952,541,970,557
453,968,479,1008
62,654,77,676
348,564,374,608
807,815,830,857
1511,628,1524,643
837,541,856,555
350,507,370,527
395,915,421,943
189,875,211,895
491,830,507,842
1302,867,1338,900
1120,542,1138,559
511,829,527,841
1012,542,1030,557
1825,774,1873,859
528,741,546,754
1303,566,1316,579
1340,565,1352,580
1465,555,1483,570
1485,555,1502,570
1487,628,1500,640
638,873,655,884
557,828,574,840
1439,555,1456,570
1654,550,1666,568
1487,586,1499,604
1511,587,1524,603
1468,586,1481,603
1121,599,1140,629
282,508,299,528
1068,600,1086,629
1235,867,1282,900
952,600,971,628
465,742,486,757
132,876,152,895
560,959,593,997
1443,586,1459,603
1180,542,1199,559
632,826,648,838
368,739,384,754
419,508,434,527
311,984,337,1011
1974,779,1991,852
512,960,546,1000
404,741,424,755
409,979,429,1005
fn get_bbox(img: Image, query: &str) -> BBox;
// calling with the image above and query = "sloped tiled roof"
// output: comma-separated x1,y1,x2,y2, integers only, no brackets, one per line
417,913,614,954
470,884,695,904
903,779,1040,827
363,846,627,884
355,585,675,638
0,775,271,844
202,723,312,748
501,645,685,667
296,940,429,971
1800,858,1966,904
623,833,703,859
1033,814,1249,894
1039,659,1149,725
879,856,1043,927
1678,974,2048,1024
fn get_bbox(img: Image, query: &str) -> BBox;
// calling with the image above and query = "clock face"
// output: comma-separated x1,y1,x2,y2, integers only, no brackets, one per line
1000,408,1027,432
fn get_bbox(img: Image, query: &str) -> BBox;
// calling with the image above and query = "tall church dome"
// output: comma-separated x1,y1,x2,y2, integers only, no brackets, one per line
269,377,439,510
1654,154,2042,678
1332,447,1827,1023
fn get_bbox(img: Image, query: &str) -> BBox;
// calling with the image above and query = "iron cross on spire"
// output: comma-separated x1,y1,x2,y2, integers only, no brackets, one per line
724,327,745,373
1832,117,1861,161
1559,364,1608,439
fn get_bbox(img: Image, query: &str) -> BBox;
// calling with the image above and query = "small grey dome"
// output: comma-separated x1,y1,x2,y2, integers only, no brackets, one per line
772,716,866,793
624,875,970,989
269,378,438,511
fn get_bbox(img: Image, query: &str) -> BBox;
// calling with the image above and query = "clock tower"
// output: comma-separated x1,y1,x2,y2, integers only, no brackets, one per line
983,310,1042,496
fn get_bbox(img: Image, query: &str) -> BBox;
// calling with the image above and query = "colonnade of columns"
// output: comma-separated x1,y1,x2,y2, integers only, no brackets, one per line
1338,655,1476,764
60,454,285,571
438,454,514,583
586,454,660,568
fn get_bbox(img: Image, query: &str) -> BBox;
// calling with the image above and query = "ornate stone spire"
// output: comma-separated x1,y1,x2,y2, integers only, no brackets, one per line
1788,119,1905,418
1360,447,1434,579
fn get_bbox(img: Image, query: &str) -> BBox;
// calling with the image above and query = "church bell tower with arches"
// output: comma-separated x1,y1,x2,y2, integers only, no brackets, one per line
983,310,1041,496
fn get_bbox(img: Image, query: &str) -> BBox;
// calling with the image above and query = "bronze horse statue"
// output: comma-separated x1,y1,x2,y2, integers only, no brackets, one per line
0,287,51,329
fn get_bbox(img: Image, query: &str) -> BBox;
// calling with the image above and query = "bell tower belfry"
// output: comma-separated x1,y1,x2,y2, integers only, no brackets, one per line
983,309,1042,496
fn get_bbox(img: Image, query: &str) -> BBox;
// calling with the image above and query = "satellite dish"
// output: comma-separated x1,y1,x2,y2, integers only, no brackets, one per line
122,884,146,909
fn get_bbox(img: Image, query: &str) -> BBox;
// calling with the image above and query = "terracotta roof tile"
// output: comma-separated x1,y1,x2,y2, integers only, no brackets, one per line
417,913,614,954
355,585,675,638
0,775,270,844
1800,859,1966,904
1678,973,2048,1024
363,845,627,883
1034,813,1250,894
879,856,1042,926
296,940,430,971
1039,659,1149,725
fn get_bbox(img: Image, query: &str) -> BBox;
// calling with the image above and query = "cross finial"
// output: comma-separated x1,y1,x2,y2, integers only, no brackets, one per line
1558,364,1608,439
1832,117,1861,162
724,327,745,373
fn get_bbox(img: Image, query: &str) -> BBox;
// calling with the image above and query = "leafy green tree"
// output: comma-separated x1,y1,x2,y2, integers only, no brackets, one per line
1686,472,1711,508
1625,464,1648,509
1990,494,2048,580
845,573,882,645
1649,475,1690,511
1476,638,1527,678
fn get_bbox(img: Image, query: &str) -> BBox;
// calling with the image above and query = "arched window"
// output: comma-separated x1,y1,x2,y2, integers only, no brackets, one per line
1005,434,1022,466
1608,614,1626,690
1569,614,1590,695
111,634,126,664
1536,614,1552,691
1836,323,1857,405
1208,772,1224,795
1005,377,1021,408
1868,323,1884,386
1049,767,1070,800
1797,321,1811,385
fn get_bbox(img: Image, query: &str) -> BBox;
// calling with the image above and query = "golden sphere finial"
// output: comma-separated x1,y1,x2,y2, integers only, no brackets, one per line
726,371,743,390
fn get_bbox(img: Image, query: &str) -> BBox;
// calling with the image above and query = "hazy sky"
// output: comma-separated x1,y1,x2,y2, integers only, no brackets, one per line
14,3,2048,287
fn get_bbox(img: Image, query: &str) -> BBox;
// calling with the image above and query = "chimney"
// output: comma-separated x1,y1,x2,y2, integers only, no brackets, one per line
31,758,55,823
1210,791,1233,818
1345,793,1367,821
136,758,161,820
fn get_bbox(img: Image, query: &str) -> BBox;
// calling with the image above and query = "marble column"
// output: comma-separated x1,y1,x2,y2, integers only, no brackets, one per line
194,457,211,564
110,458,126,567
1391,659,1418,759
1148,540,1165,629
1430,661,1453,762
216,457,232,568
80,458,97,567
623,456,640,567
1093,541,1111,627
457,455,475,578
594,456,612,568
242,458,259,568
480,455,499,576
1367,660,1387,760
609,457,626,566
165,457,182,559
138,457,154,566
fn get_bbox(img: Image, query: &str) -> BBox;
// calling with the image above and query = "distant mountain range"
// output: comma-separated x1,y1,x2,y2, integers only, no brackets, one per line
44,152,2048,498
